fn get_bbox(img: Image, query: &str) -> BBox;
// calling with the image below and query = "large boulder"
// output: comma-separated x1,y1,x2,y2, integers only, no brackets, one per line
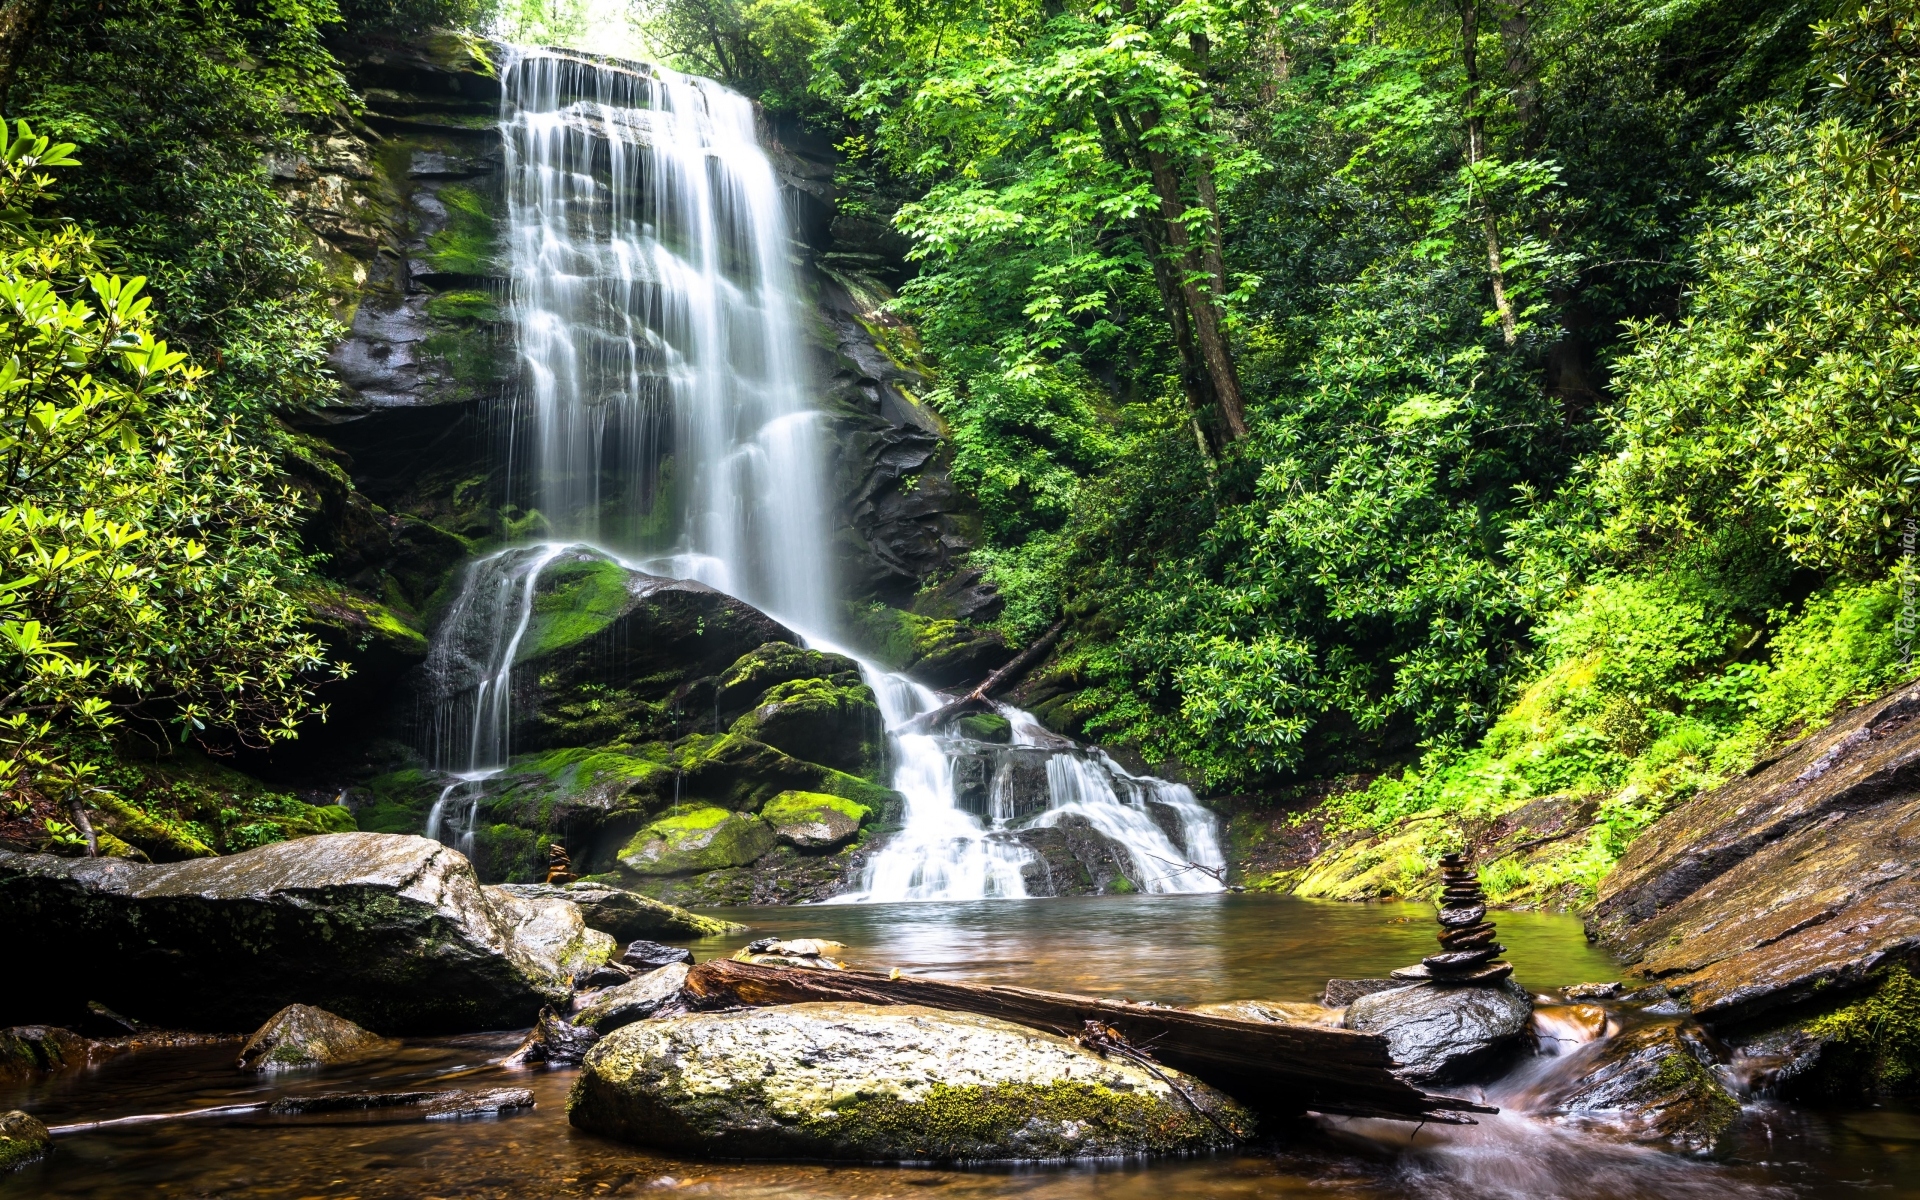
730,676,881,776
1537,1020,1741,1154
0,833,611,1033
237,1004,396,1070
616,806,778,876
1588,684,1920,1024
1343,980,1533,1082
760,790,869,850
568,1002,1252,1161
0,1026,95,1079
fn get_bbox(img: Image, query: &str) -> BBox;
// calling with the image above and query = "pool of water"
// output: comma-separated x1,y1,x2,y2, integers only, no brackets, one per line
4,894,1916,1200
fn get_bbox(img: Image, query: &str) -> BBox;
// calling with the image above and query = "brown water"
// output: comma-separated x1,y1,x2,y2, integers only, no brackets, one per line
4,894,1916,1200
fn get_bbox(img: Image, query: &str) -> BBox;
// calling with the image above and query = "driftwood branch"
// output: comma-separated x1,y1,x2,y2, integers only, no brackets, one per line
682,959,1493,1124
902,619,1066,735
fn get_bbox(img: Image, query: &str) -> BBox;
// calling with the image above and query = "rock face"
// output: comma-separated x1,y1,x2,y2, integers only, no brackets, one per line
568,1003,1251,1162
0,833,611,1032
1343,980,1533,1082
573,964,691,1034
1538,1020,1741,1154
237,1004,396,1070
1589,684,1920,1023
1012,816,1144,896
0,1110,50,1171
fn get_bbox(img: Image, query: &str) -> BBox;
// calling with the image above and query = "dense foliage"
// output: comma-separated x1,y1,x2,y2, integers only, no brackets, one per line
645,0,1920,882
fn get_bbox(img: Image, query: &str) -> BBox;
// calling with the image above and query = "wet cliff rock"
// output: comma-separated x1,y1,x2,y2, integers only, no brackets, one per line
0,833,610,1032
1588,684,1920,1026
1538,1020,1742,1155
567,1002,1251,1161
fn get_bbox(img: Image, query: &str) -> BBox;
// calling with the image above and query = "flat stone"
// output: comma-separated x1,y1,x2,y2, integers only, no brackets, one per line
237,1004,396,1071
1437,904,1487,927
569,1002,1252,1162
267,1088,535,1119
1423,946,1504,971
573,963,690,1034
1345,979,1532,1082
1392,961,1513,984
619,940,694,971
1324,978,1404,1007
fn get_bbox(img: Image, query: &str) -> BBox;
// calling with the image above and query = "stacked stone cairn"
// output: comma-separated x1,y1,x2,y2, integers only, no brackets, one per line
1390,853,1512,984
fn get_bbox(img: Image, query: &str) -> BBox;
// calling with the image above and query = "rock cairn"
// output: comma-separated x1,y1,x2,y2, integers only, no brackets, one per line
545,843,576,885
1391,853,1512,984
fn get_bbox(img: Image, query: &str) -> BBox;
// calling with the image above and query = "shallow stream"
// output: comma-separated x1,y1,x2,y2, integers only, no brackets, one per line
5,894,1917,1199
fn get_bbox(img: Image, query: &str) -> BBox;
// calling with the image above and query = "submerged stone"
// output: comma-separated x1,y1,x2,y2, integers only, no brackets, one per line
567,1002,1252,1161
237,1004,396,1071
618,939,695,971
1343,979,1533,1083
1541,1020,1740,1154
0,1110,50,1171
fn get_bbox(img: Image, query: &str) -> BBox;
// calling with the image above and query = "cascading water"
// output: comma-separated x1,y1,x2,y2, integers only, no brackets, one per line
416,45,1226,899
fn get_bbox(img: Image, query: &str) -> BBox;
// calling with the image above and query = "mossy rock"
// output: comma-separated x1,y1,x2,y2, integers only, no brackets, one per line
0,1110,50,1171
617,806,777,877
729,675,882,776
714,643,862,716
668,732,897,815
85,751,356,860
568,1003,1252,1161
954,712,1012,743
843,601,1011,687
761,790,870,850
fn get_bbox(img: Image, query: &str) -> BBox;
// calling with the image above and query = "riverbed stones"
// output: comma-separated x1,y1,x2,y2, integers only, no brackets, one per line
567,1002,1252,1161
0,1110,50,1171
1343,979,1534,1082
237,1004,397,1071
0,833,609,1032
732,938,846,969
573,963,691,1034
1538,1020,1740,1154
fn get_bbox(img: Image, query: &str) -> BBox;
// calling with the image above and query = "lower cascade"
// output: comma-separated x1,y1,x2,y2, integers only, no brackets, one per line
409,45,1223,902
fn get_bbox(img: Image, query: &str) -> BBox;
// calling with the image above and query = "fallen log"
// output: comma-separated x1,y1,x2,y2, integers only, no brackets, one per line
901,619,1065,736
682,959,1494,1124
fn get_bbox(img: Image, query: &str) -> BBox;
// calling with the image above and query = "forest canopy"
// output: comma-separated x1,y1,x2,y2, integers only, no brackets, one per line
643,0,1920,872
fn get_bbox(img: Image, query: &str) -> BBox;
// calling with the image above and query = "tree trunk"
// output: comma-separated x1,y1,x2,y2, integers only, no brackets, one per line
1118,104,1248,440
0,0,51,112
1460,1,1517,346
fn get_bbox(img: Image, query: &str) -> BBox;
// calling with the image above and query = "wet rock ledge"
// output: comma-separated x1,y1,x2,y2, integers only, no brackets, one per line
0,832,610,1032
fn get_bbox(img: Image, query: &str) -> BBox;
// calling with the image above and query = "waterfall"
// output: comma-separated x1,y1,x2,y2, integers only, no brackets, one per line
414,45,1225,899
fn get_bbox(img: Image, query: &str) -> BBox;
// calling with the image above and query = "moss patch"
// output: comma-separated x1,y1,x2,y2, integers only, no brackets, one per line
1801,966,1920,1096
424,183,502,276
805,1080,1247,1161
617,805,777,876
520,555,635,660
760,790,871,827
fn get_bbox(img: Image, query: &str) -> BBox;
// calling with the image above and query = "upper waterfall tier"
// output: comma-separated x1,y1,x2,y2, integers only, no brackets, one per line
501,48,834,636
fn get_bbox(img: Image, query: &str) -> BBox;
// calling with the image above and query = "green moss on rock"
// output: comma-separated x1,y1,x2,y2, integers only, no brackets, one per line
0,1110,50,1171
1800,966,1920,1096
617,805,777,876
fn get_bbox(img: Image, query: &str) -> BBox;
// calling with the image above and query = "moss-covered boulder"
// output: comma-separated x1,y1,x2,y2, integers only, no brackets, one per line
237,1004,397,1070
761,790,869,850
0,1026,94,1079
0,1110,50,1172
730,676,881,776
1541,1020,1740,1154
507,550,801,751
617,807,778,877
954,712,1012,743
568,1002,1252,1161
0,833,610,1032
714,643,862,717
